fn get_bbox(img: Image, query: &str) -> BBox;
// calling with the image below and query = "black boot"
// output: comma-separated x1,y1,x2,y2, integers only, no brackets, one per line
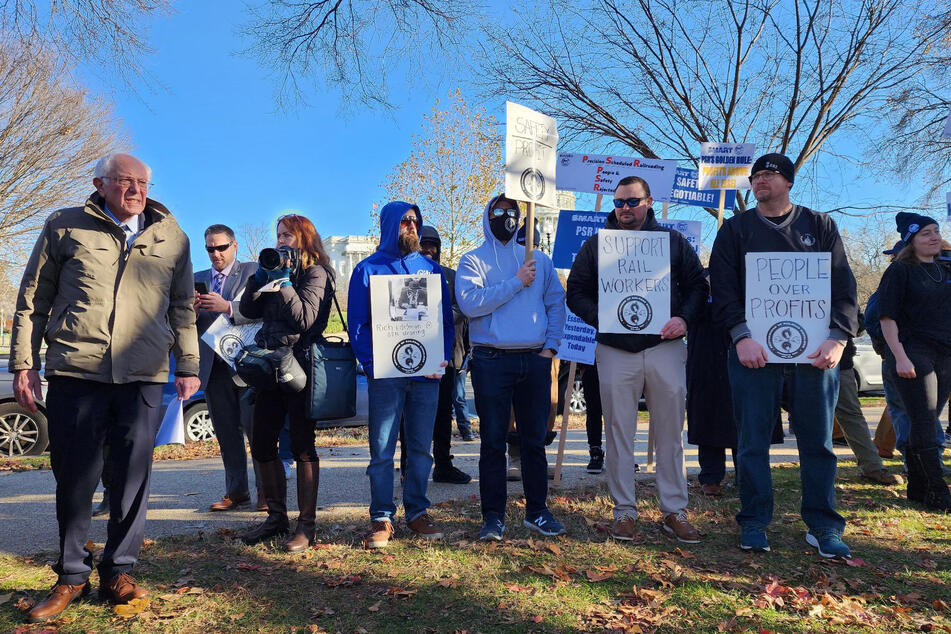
241,459,290,545
285,460,319,552
912,447,951,512
905,448,926,504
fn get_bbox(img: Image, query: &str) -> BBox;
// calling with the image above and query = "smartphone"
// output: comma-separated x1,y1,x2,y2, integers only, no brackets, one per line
194,282,208,294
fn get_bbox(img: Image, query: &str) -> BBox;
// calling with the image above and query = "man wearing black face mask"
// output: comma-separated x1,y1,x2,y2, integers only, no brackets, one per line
456,195,566,541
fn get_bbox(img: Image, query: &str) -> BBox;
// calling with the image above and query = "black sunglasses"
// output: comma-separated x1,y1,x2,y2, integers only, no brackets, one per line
490,208,519,218
613,197,647,209
205,243,232,253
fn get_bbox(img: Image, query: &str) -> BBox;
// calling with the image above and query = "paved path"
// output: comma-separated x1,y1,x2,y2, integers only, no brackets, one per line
0,407,894,556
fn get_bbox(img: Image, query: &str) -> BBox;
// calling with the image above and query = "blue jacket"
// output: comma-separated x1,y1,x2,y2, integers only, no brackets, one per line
347,201,454,379
456,195,565,350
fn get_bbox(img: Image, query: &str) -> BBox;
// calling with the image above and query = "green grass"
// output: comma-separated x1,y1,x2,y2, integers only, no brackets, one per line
1,460,948,632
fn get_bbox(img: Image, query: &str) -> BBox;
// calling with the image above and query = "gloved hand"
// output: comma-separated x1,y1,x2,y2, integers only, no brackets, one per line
255,265,291,284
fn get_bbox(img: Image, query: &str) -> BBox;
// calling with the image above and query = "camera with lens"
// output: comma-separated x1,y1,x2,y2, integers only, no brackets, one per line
259,246,301,275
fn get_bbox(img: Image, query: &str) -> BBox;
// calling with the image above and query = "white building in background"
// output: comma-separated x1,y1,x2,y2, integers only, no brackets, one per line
325,235,378,292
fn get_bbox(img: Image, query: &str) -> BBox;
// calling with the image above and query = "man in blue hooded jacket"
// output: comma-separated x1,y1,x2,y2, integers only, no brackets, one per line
456,194,567,540
348,201,454,548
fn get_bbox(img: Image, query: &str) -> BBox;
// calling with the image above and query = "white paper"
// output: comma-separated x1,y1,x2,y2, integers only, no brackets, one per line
745,252,832,364
505,101,558,209
698,142,756,190
369,274,445,378
154,398,185,447
200,314,263,370
557,309,597,365
555,153,678,202
597,230,671,335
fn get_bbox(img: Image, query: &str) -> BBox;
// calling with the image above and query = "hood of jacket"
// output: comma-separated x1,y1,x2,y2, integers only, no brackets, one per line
378,201,422,258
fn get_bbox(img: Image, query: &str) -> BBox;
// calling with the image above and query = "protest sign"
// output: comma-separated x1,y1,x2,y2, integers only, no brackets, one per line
556,153,678,202
155,399,184,447
697,143,755,190
946,192,951,222
505,102,558,209
369,273,445,378
942,110,951,140
557,309,597,365
745,252,831,364
597,230,671,335
670,167,737,209
201,314,263,371
551,210,701,269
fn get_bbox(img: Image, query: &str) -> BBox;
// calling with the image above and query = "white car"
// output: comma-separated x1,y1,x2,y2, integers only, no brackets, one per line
852,334,884,393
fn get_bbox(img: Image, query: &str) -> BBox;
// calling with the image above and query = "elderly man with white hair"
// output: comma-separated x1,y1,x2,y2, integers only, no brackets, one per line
10,152,201,622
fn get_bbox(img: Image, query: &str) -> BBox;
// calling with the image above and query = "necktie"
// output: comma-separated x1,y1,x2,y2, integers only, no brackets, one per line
213,272,225,295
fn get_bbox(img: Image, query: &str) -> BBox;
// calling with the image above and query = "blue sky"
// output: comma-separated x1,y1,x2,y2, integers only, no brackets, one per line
74,3,941,266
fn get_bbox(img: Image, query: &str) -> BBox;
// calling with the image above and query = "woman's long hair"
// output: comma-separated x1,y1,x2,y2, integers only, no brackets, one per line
895,234,948,265
277,214,333,277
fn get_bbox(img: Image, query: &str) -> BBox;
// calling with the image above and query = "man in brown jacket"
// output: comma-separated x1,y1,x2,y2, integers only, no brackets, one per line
10,153,200,622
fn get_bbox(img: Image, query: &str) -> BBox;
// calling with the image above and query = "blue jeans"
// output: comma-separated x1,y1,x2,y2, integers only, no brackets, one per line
727,351,844,535
366,377,438,522
452,369,472,434
470,347,552,520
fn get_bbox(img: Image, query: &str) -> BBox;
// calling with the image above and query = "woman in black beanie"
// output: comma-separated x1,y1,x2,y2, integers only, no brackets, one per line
876,212,951,511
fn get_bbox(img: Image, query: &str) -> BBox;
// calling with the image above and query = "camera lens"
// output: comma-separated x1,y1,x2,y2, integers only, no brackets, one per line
259,248,282,270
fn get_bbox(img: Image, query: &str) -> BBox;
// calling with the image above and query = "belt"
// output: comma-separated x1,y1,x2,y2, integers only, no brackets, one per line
473,346,543,355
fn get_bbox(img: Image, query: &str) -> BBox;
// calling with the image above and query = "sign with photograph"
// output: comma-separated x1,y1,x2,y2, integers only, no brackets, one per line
505,101,558,209
698,143,755,190
551,210,700,269
597,229,671,335
556,153,678,201
369,273,445,378
670,167,738,209
557,309,597,365
745,252,831,364
200,315,263,371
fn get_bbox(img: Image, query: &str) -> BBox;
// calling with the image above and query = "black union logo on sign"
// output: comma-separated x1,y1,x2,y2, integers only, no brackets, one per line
520,167,546,201
218,333,245,361
617,295,652,332
766,321,808,359
392,339,427,374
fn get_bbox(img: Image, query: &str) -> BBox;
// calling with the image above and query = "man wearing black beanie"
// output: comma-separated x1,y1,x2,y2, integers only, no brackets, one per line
710,152,859,558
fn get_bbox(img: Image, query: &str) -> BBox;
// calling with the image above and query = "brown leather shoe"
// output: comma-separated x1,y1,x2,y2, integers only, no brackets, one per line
366,520,395,549
661,511,701,544
256,488,269,512
27,582,90,622
99,573,149,604
861,469,904,486
701,483,722,498
209,493,250,512
608,515,637,541
407,513,443,540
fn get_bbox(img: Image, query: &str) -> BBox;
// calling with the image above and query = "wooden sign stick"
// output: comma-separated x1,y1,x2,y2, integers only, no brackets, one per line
553,194,602,486
716,189,726,229
661,201,669,219
524,201,536,262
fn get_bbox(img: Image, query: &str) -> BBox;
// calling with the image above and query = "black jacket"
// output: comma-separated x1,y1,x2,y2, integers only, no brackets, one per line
566,208,707,354
239,263,333,353
709,205,858,344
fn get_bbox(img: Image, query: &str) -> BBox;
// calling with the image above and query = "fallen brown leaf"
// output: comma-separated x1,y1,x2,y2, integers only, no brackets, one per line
114,597,150,618
368,600,381,612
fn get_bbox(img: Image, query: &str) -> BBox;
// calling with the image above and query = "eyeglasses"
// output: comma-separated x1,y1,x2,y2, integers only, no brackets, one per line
490,208,519,219
103,176,152,190
750,171,781,182
278,214,303,224
205,243,233,253
613,197,647,208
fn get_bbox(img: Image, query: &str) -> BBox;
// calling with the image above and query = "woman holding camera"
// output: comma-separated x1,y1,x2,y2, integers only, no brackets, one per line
239,214,335,549
877,212,951,512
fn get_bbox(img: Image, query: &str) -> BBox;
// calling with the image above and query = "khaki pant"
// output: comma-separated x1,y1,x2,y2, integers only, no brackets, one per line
597,340,688,519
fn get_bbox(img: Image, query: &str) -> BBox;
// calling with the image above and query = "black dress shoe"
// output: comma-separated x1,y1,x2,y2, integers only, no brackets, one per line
433,465,472,484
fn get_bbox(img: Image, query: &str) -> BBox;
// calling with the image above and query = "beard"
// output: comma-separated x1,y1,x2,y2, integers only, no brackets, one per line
399,232,420,256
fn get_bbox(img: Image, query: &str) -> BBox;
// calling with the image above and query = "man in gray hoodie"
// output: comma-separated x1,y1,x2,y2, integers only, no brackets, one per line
456,195,566,541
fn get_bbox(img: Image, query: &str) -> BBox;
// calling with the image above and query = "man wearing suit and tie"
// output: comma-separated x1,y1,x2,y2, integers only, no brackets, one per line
194,224,260,512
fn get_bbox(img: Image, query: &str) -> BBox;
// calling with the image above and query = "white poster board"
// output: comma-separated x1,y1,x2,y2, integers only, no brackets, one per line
555,153,678,202
505,102,558,209
597,230,671,335
370,273,445,378
745,252,831,364
558,309,597,365
698,143,756,190
200,315,263,370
